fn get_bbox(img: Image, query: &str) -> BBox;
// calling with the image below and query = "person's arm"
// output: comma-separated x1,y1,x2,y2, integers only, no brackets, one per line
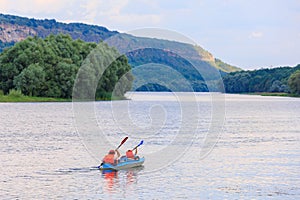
116,149,120,158
134,148,137,155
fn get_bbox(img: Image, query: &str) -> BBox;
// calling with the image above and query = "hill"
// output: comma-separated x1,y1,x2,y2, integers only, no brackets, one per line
0,13,117,44
0,14,241,91
1,14,298,96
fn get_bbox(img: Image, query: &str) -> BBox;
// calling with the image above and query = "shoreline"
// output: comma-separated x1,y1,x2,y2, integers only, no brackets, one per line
0,95,71,103
0,94,126,103
243,92,299,98
1,92,299,103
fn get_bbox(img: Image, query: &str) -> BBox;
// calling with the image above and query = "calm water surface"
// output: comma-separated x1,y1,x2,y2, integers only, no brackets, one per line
0,93,299,199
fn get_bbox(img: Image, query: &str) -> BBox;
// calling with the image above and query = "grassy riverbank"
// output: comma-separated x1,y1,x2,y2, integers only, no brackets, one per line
247,92,299,97
0,94,70,102
0,90,125,102
0,90,70,102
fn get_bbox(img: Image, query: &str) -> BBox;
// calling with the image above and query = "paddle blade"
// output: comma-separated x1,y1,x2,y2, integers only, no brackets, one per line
121,137,128,145
139,140,144,146
116,137,128,150
132,140,144,150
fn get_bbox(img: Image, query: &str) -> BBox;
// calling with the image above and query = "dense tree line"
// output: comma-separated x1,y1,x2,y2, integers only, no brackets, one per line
288,70,300,95
222,64,300,94
0,34,132,99
135,83,172,92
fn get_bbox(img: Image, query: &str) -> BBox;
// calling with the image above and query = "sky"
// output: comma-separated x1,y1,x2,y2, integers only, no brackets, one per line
0,0,299,70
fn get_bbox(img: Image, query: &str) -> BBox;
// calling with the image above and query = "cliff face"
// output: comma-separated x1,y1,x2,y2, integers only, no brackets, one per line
0,23,37,43
0,13,117,47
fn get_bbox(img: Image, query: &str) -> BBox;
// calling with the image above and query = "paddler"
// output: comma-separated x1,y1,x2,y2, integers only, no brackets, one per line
102,149,120,165
125,148,138,160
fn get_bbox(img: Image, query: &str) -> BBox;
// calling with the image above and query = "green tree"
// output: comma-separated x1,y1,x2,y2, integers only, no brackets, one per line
1,34,132,99
13,63,45,96
54,61,78,98
73,42,132,100
288,70,300,95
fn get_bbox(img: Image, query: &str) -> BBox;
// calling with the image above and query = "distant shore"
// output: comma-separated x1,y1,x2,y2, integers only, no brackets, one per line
246,92,299,97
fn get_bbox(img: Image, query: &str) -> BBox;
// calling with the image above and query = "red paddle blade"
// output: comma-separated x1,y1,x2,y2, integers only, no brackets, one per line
116,136,128,150
121,137,128,145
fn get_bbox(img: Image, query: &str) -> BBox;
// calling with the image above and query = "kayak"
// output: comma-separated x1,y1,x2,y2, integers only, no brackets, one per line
99,157,145,170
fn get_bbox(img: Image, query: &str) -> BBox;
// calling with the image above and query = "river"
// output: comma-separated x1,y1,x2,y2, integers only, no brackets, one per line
0,92,299,199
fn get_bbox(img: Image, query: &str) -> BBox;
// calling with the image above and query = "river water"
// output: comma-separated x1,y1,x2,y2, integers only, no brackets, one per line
0,92,299,199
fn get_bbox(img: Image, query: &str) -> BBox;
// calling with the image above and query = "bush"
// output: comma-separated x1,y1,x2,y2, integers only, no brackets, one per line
8,89,24,98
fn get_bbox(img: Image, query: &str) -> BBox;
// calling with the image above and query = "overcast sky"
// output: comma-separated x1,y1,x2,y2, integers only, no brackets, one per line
0,0,299,70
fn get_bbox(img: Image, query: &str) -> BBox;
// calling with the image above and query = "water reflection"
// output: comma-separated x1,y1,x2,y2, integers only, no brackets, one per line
102,170,118,192
101,167,144,193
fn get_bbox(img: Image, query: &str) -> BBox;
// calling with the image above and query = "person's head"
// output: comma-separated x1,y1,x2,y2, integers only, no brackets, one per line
108,150,115,154
127,150,132,153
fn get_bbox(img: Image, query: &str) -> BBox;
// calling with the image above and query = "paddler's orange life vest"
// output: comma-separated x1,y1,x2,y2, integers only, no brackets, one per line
126,150,135,159
103,154,115,164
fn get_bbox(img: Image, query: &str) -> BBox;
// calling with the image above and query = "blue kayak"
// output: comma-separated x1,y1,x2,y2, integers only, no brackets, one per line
99,157,145,170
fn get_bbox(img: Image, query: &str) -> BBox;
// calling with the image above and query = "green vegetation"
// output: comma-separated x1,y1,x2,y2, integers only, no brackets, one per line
0,13,242,94
258,92,290,97
1,14,298,96
0,34,132,101
136,83,172,92
222,64,300,95
0,89,70,102
288,70,300,95
0,13,240,80
247,92,298,97
215,58,241,73
117,33,240,80
73,41,133,100
127,48,208,92
0,34,95,97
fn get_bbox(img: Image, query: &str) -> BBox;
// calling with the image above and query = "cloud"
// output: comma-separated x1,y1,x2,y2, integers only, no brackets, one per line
78,0,162,29
109,14,161,26
79,0,99,24
0,0,162,29
82,0,130,23
0,0,72,15
249,31,263,39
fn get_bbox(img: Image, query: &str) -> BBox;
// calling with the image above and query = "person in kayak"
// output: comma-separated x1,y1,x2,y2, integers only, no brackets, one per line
102,149,120,165
126,148,138,160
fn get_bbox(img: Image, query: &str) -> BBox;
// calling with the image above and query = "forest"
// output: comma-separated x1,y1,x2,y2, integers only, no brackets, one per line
222,65,300,95
0,34,133,100
127,48,209,92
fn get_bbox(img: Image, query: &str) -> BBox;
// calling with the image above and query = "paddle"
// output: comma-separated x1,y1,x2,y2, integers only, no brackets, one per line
132,140,143,151
115,136,128,151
